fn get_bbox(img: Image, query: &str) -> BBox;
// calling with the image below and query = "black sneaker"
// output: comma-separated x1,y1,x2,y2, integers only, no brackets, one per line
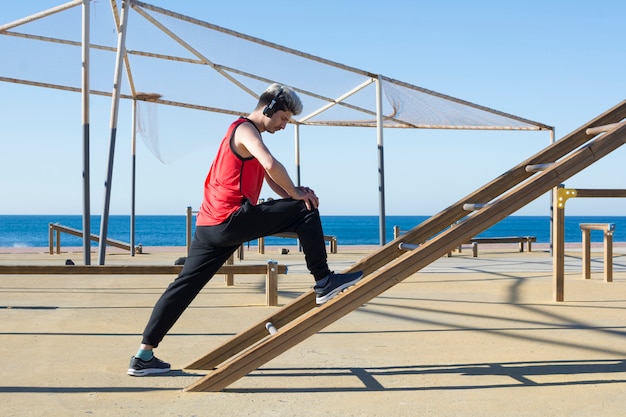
314,271,363,304
127,355,171,376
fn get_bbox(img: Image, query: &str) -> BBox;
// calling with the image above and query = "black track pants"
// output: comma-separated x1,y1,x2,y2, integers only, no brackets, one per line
141,198,331,347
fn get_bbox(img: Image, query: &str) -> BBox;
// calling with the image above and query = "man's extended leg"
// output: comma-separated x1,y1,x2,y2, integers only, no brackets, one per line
141,241,238,348
128,236,237,376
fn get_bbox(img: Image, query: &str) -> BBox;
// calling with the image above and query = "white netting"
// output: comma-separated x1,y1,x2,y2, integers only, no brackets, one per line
0,0,550,166
380,78,541,130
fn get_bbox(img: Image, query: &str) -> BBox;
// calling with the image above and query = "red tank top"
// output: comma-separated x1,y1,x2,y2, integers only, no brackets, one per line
196,118,265,226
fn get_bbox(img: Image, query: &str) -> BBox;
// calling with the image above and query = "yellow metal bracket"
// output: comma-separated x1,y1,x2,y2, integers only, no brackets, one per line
556,188,577,209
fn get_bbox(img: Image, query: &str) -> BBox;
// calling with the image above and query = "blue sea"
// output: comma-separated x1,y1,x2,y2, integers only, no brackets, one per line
1,215,626,248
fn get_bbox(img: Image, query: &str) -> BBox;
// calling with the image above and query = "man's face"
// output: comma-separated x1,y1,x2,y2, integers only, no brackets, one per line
267,110,293,133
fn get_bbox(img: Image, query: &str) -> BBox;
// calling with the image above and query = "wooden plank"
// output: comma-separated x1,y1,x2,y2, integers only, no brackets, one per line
0,264,287,275
469,236,536,244
575,189,626,198
579,223,615,232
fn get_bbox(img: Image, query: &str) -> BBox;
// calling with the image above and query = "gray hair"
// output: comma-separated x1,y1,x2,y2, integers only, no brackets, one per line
257,83,303,116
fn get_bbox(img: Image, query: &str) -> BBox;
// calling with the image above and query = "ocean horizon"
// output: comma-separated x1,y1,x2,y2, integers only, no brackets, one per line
2,214,626,249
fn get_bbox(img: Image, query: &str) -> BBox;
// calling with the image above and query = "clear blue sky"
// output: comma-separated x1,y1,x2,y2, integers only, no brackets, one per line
1,0,625,216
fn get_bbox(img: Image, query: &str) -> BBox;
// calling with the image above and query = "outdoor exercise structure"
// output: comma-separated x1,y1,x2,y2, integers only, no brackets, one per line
0,1,553,265
181,102,626,391
552,186,626,295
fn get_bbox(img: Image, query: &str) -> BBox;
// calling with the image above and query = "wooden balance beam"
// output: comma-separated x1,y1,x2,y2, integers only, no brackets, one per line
0,262,288,307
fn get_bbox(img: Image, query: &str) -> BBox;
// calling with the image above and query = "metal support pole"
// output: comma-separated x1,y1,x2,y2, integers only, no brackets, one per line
294,124,301,186
98,0,129,265
130,98,137,256
186,206,192,256
375,76,386,245
81,0,91,265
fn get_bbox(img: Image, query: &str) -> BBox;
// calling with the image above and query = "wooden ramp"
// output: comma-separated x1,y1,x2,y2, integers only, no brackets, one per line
183,101,626,392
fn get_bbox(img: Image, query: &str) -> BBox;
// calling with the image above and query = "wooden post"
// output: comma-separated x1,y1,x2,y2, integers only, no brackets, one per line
330,237,337,254
604,231,613,282
553,186,565,302
582,228,591,279
56,226,61,255
258,236,265,254
49,224,54,255
186,206,192,256
224,254,234,286
266,261,278,307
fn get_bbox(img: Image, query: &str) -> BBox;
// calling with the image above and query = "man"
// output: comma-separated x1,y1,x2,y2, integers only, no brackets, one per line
128,83,363,376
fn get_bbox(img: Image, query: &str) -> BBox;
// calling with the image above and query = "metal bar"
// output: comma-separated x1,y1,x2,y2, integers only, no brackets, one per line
526,163,554,172
130,98,137,256
294,125,301,186
549,128,555,256
298,78,375,123
98,0,130,265
111,0,137,99
376,76,386,245
0,0,81,32
81,0,91,265
586,121,626,136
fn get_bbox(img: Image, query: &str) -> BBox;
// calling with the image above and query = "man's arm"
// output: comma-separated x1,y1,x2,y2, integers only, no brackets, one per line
234,123,319,209
265,174,290,198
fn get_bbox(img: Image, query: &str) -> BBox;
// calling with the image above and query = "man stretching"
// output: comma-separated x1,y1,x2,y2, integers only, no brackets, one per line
128,83,363,376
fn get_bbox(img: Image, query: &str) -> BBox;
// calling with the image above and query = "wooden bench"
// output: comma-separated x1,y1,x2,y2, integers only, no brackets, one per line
394,227,536,258
463,236,537,257
580,223,614,282
0,262,288,307
258,232,337,254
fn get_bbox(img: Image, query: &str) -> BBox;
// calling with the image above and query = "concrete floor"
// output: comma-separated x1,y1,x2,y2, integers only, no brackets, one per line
1,244,626,416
